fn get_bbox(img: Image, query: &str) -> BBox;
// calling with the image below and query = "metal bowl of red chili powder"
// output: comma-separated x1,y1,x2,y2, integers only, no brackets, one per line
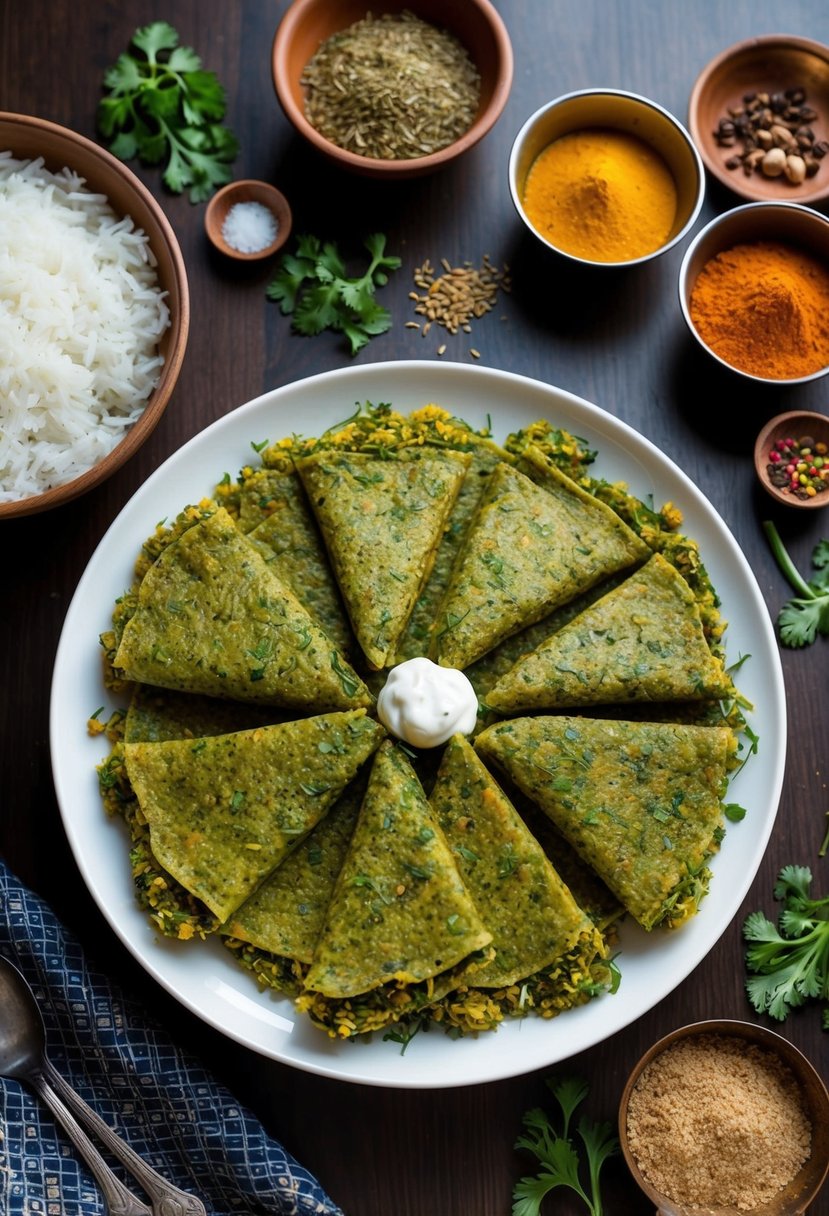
679,200,829,384
619,1019,829,1215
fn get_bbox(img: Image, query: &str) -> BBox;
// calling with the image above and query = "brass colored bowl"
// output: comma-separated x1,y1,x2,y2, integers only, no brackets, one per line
689,34,829,205
0,112,189,519
619,1020,829,1216
271,0,513,180
508,88,705,268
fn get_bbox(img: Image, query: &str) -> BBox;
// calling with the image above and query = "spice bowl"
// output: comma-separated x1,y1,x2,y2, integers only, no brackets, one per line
754,410,829,509
507,89,705,268
204,180,292,261
271,0,513,180
619,1020,829,1215
689,34,829,205
678,201,829,384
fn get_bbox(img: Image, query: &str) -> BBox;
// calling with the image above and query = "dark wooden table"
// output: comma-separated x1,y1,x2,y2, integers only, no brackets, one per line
3,2,828,1213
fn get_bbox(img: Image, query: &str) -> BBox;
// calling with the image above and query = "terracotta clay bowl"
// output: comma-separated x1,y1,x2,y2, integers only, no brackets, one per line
0,112,189,519
754,410,829,509
689,34,829,204
204,180,292,261
271,0,513,179
619,1020,829,1216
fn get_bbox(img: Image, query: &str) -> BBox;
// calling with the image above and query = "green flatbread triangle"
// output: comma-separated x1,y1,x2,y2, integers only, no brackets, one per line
123,709,385,922
221,776,365,988
113,507,370,711
486,553,730,713
299,741,492,1037
475,715,731,931
236,467,356,658
430,452,650,670
430,735,601,990
297,448,471,669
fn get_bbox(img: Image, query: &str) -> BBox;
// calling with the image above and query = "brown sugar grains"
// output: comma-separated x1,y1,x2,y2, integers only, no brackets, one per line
626,1034,811,1211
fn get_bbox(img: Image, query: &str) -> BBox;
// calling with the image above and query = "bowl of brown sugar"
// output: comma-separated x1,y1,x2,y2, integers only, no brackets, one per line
619,1020,829,1215
679,200,829,383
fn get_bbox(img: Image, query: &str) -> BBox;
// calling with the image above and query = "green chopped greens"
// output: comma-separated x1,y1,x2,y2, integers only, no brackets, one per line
744,865,829,1028
513,1076,618,1216
98,21,239,202
266,233,401,355
763,522,829,647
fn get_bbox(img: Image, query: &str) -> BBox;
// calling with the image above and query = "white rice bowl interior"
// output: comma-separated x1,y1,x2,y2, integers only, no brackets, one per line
0,151,170,503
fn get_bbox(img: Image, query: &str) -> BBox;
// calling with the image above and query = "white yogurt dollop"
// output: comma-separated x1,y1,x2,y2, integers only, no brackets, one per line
376,657,478,749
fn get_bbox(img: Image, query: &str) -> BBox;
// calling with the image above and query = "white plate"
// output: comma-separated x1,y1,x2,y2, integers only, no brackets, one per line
50,361,786,1089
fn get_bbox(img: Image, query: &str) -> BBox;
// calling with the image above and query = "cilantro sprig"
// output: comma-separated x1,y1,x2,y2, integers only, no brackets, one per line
744,865,829,1028
98,21,239,202
513,1077,618,1216
266,234,401,355
763,522,829,647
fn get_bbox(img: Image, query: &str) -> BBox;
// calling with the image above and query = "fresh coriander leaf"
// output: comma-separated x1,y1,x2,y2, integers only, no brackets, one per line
266,233,399,355
98,22,238,202
743,865,829,1025
763,522,829,648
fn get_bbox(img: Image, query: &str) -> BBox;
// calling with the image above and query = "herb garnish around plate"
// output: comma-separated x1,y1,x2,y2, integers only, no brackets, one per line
266,234,401,355
744,865,829,1028
763,522,829,647
98,21,239,202
513,1076,618,1216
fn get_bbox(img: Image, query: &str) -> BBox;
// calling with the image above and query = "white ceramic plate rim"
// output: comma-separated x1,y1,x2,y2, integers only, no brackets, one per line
50,360,786,1089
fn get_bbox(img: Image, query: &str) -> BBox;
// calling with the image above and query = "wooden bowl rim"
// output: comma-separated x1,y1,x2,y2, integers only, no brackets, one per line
0,111,189,519
271,0,514,178
688,32,829,204
204,179,293,260
754,409,829,509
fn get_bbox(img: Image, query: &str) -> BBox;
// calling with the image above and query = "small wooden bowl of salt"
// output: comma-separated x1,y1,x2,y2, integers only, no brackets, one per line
204,180,291,261
618,1019,829,1215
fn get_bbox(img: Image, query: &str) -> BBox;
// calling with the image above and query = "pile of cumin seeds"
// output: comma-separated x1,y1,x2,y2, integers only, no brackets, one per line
408,256,511,356
301,11,480,161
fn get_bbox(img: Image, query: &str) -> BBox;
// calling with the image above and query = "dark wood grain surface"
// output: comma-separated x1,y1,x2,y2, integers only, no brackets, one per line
2,2,828,1213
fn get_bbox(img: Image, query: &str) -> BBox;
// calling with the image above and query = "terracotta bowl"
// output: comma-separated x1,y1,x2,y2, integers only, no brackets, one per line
678,200,829,384
271,0,513,180
204,180,292,261
689,34,829,205
0,112,189,520
754,410,829,509
619,1020,829,1216
508,89,705,268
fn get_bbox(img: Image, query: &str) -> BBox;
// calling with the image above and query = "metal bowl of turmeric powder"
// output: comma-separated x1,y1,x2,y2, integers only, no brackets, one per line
508,88,705,267
619,1019,829,1215
679,201,829,383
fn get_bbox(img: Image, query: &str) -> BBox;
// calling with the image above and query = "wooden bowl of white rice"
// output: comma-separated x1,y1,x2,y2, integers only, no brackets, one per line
0,112,189,518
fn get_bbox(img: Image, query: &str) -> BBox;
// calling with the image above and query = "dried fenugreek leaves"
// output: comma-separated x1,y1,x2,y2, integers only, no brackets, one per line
407,256,510,357
714,87,827,184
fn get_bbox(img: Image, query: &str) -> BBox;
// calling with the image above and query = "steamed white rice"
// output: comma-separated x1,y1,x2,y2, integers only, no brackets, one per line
0,151,170,502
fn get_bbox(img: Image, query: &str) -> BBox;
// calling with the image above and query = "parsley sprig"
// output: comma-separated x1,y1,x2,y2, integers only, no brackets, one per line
98,21,239,202
513,1077,618,1216
763,521,829,647
744,865,829,1028
266,234,401,355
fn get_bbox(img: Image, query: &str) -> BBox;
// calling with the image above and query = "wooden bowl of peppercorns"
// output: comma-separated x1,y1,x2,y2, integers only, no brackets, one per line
755,410,829,509
689,34,829,204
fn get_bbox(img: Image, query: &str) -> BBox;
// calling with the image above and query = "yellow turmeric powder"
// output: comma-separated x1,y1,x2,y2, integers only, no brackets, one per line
521,128,678,262
689,241,829,379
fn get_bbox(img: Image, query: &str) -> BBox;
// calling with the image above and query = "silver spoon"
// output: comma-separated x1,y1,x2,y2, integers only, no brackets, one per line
0,955,206,1216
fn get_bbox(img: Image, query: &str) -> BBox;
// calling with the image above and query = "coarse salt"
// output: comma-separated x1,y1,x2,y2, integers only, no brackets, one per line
221,201,278,254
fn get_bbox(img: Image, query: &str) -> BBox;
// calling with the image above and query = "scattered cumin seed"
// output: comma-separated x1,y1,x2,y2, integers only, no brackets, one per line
437,343,447,355
470,348,481,358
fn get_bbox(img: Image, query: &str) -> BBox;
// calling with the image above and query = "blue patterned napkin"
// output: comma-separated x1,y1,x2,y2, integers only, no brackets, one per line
0,858,344,1216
